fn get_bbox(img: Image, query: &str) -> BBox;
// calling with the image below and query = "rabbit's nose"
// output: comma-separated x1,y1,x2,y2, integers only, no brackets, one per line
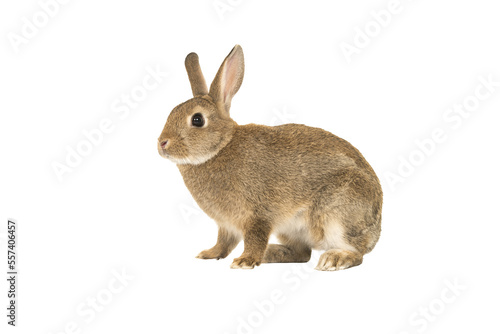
160,140,169,149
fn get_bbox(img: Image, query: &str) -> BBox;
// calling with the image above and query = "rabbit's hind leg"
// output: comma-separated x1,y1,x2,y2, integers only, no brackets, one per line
308,197,369,271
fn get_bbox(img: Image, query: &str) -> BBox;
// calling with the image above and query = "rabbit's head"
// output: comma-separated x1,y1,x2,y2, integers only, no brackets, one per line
158,45,244,165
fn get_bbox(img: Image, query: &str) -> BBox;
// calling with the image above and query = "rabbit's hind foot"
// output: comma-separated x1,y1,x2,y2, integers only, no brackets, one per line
315,249,363,271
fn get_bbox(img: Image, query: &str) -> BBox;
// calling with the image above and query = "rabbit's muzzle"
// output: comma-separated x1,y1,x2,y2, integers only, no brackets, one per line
157,138,170,158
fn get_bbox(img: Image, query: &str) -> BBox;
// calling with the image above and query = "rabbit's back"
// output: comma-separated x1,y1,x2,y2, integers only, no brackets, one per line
228,123,380,194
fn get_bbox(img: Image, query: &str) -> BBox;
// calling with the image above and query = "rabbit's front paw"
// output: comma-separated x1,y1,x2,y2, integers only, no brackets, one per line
196,248,227,260
230,256,260,269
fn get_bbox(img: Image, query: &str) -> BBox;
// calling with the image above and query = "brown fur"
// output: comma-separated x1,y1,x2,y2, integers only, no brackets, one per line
158,45,383,270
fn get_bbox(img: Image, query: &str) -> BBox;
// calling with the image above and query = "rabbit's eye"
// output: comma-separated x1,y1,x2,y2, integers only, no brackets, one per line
191,113,205,127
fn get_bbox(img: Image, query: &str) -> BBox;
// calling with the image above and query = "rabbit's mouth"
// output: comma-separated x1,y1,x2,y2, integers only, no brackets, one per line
157,141,174,160
157,143,188,163
159,150,170,159
158,148,177,162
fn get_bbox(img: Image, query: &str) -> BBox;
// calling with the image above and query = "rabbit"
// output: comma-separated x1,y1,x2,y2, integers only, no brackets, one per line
158,45,382,271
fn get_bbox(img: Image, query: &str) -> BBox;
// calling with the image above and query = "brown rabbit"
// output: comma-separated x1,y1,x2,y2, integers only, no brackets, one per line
158,45,382,270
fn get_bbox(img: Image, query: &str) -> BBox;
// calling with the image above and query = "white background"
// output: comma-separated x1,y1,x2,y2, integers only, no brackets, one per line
1,0,499,333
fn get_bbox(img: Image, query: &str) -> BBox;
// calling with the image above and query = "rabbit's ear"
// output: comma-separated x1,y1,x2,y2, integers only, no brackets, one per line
185,52,208,97
209,45,244,116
